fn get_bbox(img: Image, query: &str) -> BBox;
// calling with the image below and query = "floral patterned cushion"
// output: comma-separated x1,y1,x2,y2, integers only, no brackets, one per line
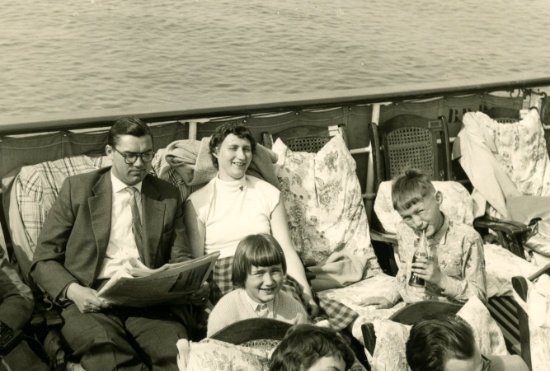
457,296,508,356
369,296,507,371
484,243,541,297
273,135,379,283
176,338,270,371
482,110,550,198
374,180,475,234
370,320,412,371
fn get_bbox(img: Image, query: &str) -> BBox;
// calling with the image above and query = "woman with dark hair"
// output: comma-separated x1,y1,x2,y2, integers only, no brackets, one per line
185,122,361,331
184,122,315,307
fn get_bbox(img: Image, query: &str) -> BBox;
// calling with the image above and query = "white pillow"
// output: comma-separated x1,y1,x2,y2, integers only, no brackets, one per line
484,243,540,297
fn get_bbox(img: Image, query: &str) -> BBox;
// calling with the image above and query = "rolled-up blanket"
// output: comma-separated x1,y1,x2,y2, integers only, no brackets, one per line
159,137,280,193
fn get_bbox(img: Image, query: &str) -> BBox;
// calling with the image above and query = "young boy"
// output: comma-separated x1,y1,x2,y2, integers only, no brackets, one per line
269,324,355,371
206,234,308,337
406,315,529,371
391,169,487,304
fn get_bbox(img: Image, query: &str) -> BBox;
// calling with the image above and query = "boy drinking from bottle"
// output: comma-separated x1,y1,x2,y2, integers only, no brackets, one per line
391,169,487,304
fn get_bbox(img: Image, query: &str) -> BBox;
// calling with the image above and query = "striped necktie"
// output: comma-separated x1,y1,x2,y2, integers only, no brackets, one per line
125,186,143,252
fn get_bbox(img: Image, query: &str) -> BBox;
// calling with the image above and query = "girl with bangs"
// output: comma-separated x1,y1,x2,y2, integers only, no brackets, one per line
206,234,308,337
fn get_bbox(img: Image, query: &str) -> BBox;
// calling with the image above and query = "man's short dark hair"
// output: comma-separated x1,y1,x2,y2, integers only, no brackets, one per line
269,324,355,371
208,122,256,168
406,315,476,371
107,117,153,147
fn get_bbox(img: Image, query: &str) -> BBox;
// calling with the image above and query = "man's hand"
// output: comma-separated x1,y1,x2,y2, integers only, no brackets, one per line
411,256,443,287
66,283,111,313
359,296,393,309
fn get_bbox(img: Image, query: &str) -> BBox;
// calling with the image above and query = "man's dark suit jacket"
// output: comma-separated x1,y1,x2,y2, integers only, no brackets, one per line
31,167,191,302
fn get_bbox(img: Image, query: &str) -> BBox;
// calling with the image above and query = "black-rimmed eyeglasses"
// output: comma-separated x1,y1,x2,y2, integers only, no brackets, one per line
113,147,154,164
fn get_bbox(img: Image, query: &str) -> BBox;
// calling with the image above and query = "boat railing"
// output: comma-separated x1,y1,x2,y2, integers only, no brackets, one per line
1,74,550,136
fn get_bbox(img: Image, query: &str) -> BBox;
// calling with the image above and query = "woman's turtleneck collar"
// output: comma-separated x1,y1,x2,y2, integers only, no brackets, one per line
214,174,247,192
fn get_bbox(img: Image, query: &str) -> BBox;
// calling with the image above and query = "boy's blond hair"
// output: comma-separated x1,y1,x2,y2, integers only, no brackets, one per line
391,169,436,212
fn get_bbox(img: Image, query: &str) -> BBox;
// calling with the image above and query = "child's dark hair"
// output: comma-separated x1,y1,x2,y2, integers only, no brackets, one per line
406,315,476,371
209,122,256,168
269,324,355,371
232,234,286,288
391,169,436,212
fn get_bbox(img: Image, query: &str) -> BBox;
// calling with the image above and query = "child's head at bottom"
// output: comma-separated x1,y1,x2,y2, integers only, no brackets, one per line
269,324,355,371
232,233,286,304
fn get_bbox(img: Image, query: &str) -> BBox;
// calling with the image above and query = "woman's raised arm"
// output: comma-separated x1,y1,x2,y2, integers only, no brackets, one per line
270,198,314,301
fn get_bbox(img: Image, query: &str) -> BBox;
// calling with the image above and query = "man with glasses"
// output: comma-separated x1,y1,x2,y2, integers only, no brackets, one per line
31,117,194,371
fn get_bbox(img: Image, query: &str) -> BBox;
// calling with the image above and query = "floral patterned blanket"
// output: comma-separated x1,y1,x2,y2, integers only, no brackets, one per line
457,109,550,219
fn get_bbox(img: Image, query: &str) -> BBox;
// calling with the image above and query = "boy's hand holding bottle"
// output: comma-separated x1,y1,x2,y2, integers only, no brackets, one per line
409,230,445,288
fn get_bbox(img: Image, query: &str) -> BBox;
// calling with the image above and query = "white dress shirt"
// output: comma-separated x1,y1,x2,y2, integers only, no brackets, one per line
97,172,143,279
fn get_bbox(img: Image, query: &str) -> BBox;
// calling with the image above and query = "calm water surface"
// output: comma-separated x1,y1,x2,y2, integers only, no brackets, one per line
2,0,550,119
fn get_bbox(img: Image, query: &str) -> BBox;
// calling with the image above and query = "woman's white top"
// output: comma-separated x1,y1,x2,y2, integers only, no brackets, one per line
188,175,280,258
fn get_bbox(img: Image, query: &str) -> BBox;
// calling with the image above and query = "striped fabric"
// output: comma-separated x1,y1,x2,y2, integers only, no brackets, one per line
125,186,143,253
211,256,358,331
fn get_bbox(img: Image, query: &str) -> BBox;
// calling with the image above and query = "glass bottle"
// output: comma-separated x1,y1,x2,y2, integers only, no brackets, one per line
408,230,428,288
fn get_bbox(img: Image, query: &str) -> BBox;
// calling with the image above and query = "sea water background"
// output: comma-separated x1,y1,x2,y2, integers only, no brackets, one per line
2,0,550,119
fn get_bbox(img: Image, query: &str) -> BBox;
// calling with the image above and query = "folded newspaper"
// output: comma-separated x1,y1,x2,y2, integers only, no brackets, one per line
98,252,220,307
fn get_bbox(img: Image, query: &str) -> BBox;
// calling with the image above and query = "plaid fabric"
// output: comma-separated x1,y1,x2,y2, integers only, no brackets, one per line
210,256,234,303
151,149,202,202
317,295,358,331
211,256,358,331
15,155,112,257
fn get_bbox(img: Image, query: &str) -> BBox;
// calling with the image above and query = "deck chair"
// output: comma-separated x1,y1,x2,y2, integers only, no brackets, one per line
361,296,530,371
211,318,370,371
210,318,291,349
360,300,462,355
370,113,540,356
370,114,452,190
512,264,550,370
261,124,347,152
2,155,113,370
370,114,530,255
177,319,290,370
369,114,454,251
